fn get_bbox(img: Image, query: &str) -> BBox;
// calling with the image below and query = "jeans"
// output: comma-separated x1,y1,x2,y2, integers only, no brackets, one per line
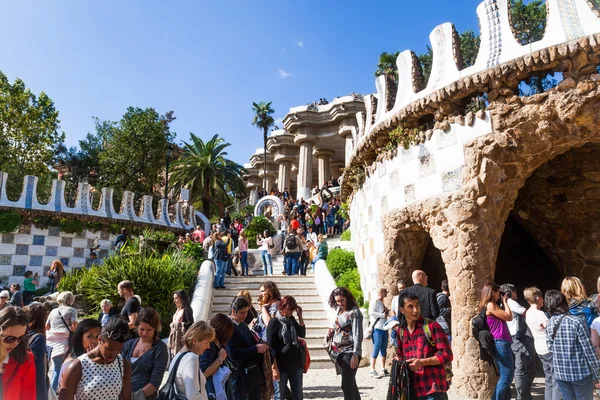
336,353,360,400
556,375,594,400
511,336,535,400
240,251,249,275
230,371,261,400
51,353,65,392
214,259,227,288
493,339,514,400
274,380,280,400
371,328,388,358
261,250,273,275
279,367,303,400
285,252,301,275
538,352,562,400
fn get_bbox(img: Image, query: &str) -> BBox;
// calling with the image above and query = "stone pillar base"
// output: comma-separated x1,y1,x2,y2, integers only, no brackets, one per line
297,187,310,201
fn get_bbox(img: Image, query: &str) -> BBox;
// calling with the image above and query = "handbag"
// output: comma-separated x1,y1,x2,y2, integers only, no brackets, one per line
298,338,311,373
157,351,191,400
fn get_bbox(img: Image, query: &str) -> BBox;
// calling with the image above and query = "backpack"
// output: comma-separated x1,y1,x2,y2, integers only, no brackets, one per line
471,307,499,376
158,351,191,400
568,300,597,328
285,235,297,250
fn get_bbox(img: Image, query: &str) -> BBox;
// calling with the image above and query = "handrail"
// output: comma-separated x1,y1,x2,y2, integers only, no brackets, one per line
191,260,215,322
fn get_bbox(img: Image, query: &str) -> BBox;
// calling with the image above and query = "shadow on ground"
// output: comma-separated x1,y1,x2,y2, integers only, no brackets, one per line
303,386,375,399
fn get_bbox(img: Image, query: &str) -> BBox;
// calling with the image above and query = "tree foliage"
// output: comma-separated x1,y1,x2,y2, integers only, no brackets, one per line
418,30,480,83
251,102,275,191
374,52,400,82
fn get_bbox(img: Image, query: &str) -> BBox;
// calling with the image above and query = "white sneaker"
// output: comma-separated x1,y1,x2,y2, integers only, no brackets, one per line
369,370,381,379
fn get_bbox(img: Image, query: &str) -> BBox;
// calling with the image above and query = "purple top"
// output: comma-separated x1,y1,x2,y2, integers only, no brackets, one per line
487,315,512,343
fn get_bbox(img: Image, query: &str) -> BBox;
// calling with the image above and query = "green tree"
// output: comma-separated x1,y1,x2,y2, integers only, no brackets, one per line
375,52,400,82
0,71,63,196
418,46,434,83
251,102,275,191
460,29,481,68
169,134,245,217
96,107,176,198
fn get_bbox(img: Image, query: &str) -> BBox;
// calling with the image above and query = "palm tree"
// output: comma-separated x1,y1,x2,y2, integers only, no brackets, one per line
251,101,275,191
374,51,400,82
169,134,246,217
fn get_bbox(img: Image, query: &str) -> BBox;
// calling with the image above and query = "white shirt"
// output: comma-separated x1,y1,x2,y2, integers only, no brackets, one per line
506,298,528,337
525,305,549,355
258,237,273,252
369,299,387,330
591,316,600,336
391,296,399,316
170,351,207,400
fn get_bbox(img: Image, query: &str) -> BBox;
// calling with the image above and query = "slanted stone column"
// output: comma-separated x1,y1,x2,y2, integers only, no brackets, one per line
314,149,334,187
274,155,291,193
294,134,317,200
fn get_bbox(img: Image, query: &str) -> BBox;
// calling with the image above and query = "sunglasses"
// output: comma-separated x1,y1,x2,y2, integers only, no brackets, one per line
1,334,26,344
103,330,132,342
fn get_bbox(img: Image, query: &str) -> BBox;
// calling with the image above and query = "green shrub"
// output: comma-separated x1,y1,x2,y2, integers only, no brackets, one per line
32,215,54,229
341,229,351,241
58,268,85,293
59,218,84,234
85,221,104,232
0,211,21,234
244,215,276,249
326,248,357,280
181,241,204,261
337,203,349,221
336,268,364,306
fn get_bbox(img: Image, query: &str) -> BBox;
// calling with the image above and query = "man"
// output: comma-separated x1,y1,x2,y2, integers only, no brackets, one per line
117,280,140,331
283,229,302,275
402,270,439,320
395,292,452,400
283,188,290,200
223,210,231,228
500,283,535,400
223,230,237,276
191,225,206,243
436,280,452,344
368,287,390,379
86,251,102,267
391,280,407,317
114,227,128,254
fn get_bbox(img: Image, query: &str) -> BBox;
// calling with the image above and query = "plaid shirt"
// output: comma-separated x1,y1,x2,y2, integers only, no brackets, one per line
546,314,600,382
395,317,452,397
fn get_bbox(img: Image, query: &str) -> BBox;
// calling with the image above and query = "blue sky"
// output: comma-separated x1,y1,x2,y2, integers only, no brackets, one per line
0,0,482,164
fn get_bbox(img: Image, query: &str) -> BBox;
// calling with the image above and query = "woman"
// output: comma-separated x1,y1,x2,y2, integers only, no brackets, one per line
267,296,306,400
546,289,600,400
561,276,597,327
314,208,323,235
311,234,329,267
169,289,194,357
169,321,215,400
9,283,23,307
298,234,310,276
23,271,39,305
122,308,168,399
326,287,363,400
59,319,102,384
46,291,79,393
237,290,258,326
25,304,49,400
478,283,513,400
257,231,274,276
326,201,336,236
214,233,229,290
226,297,269,400
59,317,132,400
98,299,118,326
239,230,249,276
1,307,36,400
253,281,282,341
48,260,65,293
201,313,235,400
0,290,10,310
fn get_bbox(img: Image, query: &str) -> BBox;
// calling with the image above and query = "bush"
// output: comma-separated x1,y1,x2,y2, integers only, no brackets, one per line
0,211,21,234
244,216,276,249
336,268,363,306
326,248,357,280
59,252,198,335
341,230,351,241
59,218,84,234
181,241,204,261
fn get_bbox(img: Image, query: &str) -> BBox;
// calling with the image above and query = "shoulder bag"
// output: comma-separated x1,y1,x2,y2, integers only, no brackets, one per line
158,351,191,400
58,309,73,342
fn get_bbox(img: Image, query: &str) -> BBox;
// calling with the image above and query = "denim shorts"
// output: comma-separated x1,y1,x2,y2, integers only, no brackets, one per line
371,328,388,357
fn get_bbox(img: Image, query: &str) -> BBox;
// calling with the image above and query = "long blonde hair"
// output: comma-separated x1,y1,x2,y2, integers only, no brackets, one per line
183,321,215,348
561,276,588,303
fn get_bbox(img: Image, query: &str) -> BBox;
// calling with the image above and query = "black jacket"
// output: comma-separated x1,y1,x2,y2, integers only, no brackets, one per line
97,307,119,324
403,284,440,320
181,305,194,331
226,321,259,370
266,317,306,372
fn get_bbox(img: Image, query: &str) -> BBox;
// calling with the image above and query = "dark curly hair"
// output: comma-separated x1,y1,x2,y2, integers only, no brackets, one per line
328,287,358,310
66,319,102,358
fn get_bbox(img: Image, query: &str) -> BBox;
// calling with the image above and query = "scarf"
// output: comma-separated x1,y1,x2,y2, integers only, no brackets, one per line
276,311,298,346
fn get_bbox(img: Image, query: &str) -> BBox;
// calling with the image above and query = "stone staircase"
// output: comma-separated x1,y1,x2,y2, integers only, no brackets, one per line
209,254,332,368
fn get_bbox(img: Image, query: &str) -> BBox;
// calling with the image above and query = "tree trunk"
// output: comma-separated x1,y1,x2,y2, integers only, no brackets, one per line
202,176,210,217
263,127,268,191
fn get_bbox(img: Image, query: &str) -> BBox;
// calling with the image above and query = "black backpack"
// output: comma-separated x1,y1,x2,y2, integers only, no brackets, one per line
471,307,499,376
285,235,297,250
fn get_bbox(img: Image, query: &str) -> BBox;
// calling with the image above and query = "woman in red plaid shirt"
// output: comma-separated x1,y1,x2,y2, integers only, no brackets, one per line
395,292,453,400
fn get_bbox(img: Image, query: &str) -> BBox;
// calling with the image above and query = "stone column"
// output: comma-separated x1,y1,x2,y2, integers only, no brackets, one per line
294,134,317,200
339,128,354,167
314,149,334,187
264,173,276,193
275,155,291,193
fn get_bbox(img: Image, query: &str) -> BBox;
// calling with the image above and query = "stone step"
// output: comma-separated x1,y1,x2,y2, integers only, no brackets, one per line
214,289,320,297
210,302,326,313
225,276,314,284
212,297,323,305
219,282,317,290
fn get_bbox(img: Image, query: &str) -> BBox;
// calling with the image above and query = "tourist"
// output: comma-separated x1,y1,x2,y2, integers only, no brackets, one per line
290,215,300,231
401,270,439,320
313,207,323,235
298,234,310,276
46,291,78,393
238,290,258,325
306,225,317,244
257,230,274,276
267,296,306,400
114,227,129,254
59,319,102,384
326,287,363,400
185,233,193,243
283,229,302,276
223,210,232,228
25,303,49,400
122,308,168,399
367,287,389,379
523,287,561,400
213,232,229,289
224,230,236,276
478,283,513,400
234,218,244,233
192,225,207,243
311,234,328,266
98,299,118,326
545,289,600,399
0,289,10,310
59,317,132,400
169,289,195,357
253,281,282,340
23,271,38,305
239,230,249,276
1,307,36,400
203,232,214,256
87,252,102,267
391,280,407,317
500,283,535,400
118,280,141,331
395,292,452,399
201,313,234,400
48,260,65,293
227,296,269,400
436,279,452,344
561,276,597,327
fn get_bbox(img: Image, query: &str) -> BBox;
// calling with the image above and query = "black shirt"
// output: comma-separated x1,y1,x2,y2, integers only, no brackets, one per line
121,297,141,320
266,317,306,372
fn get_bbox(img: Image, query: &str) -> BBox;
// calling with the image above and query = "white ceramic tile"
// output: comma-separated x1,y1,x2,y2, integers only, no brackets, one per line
57,247,74,258
13,234,32,245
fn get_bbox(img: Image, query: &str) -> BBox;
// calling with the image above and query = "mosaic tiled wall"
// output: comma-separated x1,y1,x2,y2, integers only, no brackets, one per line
0,225,115,288
350,113,493,301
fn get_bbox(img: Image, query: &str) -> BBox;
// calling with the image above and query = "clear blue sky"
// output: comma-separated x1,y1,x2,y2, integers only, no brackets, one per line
0,0,481,164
